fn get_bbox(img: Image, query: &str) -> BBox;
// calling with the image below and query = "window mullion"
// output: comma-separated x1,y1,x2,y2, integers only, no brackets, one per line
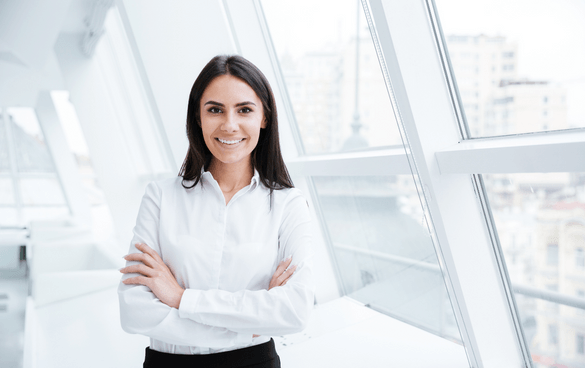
365,0,527,366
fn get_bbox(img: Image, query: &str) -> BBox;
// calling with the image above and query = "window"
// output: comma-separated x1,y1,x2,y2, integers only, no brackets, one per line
263,0,401,154
0,108,69,225
578,334,585,354
362,0,585,364
577,248,585,269
263,0,462,344
547,244,559,266
548,324,558,345
311,176,459,340
435,0,585,136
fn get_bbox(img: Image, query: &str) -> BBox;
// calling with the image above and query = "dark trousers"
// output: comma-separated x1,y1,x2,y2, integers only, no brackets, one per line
143,338,281,368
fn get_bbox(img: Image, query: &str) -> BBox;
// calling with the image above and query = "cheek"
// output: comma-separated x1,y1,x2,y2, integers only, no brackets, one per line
200,122,216,149
200,119,214,137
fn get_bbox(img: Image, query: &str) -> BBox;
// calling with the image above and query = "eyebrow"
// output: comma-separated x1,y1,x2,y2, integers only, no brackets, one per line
204,100,256,107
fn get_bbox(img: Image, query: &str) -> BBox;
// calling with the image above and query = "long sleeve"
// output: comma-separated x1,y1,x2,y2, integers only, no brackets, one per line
177,191,315,336
117,182,249,348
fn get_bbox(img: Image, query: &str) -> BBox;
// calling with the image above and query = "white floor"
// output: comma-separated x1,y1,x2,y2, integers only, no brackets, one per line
31,289,469,368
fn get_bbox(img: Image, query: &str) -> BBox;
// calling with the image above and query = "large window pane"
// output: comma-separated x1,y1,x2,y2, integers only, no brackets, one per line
313,176,461,341
0,110,9,172
262,0,401,154
19,177,66,206
8,108,55,172
484,172,585,367
435,0,585,137
0,179,14,205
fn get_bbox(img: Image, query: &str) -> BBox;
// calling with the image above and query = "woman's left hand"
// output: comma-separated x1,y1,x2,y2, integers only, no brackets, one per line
120,243,185,309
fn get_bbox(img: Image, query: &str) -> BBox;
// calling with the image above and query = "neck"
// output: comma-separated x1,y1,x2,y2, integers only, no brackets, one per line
208,157,254,194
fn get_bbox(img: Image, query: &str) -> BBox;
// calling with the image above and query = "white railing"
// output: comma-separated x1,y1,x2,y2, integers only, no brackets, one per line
334,243,585,310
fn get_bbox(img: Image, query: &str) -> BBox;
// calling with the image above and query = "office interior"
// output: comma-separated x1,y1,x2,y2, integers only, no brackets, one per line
1,0,584,367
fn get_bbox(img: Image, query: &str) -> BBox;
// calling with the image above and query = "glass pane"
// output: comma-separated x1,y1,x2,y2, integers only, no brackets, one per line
50,91,107,207
313,176,461,341
19,177,66,206
484,172,585,367
0,208,19,227
262,0,401,154
435,0,585,137
0,110,10,172
0,179,14,205
8,108,55,172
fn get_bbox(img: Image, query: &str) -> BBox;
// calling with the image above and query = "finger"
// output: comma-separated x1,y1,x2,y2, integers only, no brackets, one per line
122,275,150,287
124,252,156,268
276,265,297,285
135,243,163,262
120,264,156,277
271,257,292,280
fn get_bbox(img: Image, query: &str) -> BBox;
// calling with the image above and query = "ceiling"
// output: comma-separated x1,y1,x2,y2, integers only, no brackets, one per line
0,0,96,107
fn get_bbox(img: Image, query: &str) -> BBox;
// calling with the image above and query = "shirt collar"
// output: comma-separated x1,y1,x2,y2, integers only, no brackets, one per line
250,168,260,191
201,167,261,191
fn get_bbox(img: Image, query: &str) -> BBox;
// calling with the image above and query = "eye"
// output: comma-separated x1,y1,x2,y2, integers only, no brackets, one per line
208,107,222,114
239,107,252,113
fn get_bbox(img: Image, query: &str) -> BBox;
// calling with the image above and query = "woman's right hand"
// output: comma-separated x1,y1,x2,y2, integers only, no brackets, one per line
268,256,297,290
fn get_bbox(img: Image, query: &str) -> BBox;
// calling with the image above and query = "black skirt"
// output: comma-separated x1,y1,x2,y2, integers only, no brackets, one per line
143,339,281,368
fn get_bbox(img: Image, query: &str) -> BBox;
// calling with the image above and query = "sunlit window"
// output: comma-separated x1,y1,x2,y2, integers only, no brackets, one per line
435,0,585,137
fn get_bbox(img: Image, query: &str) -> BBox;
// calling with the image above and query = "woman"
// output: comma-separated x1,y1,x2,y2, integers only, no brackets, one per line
118,55,314,368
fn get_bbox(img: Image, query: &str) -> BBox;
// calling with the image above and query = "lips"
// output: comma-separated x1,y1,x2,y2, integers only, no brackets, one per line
217,138,244,145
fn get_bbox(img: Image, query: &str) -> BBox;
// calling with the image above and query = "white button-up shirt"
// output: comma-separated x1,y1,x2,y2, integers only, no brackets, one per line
118,170,314,354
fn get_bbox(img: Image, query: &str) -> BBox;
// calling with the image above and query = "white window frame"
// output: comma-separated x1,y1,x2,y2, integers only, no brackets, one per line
362,0,585,367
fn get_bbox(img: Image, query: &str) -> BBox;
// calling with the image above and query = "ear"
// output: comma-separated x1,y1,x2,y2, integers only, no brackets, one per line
261,117,267,129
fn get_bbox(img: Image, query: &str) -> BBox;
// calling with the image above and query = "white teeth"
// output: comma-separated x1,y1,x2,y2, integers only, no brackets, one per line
218,138,243,145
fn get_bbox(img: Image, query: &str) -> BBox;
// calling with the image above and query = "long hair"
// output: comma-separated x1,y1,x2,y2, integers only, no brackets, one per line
179,55,293,192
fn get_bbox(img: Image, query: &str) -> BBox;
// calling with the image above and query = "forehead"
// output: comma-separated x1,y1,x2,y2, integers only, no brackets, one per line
201,74,260,104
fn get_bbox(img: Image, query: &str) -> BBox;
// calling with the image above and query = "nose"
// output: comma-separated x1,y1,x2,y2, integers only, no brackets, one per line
221,111,239,132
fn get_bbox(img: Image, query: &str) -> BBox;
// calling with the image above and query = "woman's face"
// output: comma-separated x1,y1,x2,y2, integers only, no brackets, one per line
199,74,266,169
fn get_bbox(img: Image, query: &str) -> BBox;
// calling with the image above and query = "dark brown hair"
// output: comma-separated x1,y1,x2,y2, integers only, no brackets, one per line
179,55,293,192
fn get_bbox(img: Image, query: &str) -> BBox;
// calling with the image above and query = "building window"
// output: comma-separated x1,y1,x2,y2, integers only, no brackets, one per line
578,334,585,354
547,244,559,266
543,96,548,103
503,51,514,58
576,248,585,269
549,324,558,345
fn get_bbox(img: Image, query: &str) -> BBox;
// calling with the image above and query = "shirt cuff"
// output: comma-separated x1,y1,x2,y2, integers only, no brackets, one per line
178,289,253,345
178,288,203,323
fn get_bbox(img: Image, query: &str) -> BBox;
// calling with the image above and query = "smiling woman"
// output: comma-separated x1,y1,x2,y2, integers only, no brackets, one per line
117,55,314,368
180,55,294,197
200,74,267,196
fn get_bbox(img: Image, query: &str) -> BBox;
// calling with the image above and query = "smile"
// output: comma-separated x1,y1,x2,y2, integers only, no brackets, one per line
217,138,244,145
